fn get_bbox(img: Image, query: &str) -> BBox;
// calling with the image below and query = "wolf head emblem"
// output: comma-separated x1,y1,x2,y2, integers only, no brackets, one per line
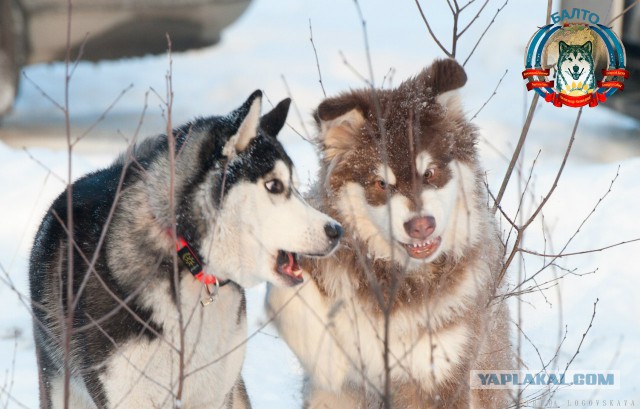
555,40,596,95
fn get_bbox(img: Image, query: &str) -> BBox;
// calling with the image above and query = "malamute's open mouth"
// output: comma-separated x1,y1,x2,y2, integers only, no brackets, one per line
400,236,442,259
275,250,303,285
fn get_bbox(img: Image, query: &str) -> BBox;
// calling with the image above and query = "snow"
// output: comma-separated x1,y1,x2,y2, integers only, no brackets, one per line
1,0,639,407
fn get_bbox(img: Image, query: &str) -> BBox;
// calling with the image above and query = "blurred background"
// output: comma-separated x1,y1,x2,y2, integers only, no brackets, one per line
0,0,639,407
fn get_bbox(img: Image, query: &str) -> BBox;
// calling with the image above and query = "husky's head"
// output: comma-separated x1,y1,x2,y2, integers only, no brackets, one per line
557,41,594,83
187,91,342,287
315,59,483,271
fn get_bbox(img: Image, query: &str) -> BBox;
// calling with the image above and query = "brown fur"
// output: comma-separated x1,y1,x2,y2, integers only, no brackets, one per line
268,59,513,408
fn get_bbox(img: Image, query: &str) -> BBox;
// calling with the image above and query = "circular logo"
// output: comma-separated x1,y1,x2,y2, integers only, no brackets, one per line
523,13,628,108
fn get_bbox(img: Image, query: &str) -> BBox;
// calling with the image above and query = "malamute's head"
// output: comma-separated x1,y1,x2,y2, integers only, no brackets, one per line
179,91,342,287
315,59,484,271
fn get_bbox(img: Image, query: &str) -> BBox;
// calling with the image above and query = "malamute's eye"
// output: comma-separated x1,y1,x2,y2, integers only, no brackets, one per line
375,179,388,190
423,168,435,182
265,179,285,194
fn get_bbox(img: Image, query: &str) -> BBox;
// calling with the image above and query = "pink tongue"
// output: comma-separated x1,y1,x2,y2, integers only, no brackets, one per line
285,252,301,275
278,252,295,275
277,251,301,276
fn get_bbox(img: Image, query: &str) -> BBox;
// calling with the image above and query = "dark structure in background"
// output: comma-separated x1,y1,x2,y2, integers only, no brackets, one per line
616,0,640,120
0,0,251,116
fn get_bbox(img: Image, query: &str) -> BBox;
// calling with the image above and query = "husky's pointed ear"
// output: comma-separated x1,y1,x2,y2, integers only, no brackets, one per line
559,41,568,54
223,90,262,158
582,41,592,54
419,58,467,110
260,98,291,138
315,95,366,161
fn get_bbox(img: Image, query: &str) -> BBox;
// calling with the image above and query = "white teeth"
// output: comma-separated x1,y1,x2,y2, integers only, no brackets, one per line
409,240,433,248
293,269,303,278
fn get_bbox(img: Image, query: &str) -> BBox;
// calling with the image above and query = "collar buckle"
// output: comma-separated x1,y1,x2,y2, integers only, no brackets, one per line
200,279,220,307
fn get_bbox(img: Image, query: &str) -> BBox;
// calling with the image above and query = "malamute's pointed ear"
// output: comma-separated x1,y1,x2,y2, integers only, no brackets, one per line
224,90,262,158
260,98,291,138
314,96,366,161
420,58,467,110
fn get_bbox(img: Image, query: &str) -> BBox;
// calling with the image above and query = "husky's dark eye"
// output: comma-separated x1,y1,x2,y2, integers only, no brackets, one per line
265,179,285,194
578,57,584,61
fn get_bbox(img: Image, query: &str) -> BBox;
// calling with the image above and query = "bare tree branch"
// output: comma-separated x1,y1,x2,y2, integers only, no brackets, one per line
413,0,454,58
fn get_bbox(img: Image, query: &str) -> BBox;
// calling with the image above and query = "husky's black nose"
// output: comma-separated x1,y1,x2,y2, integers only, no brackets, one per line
573,65,580,72
324,222,343,241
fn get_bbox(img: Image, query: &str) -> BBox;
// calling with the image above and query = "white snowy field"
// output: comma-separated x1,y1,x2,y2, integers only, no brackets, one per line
1,0,639,407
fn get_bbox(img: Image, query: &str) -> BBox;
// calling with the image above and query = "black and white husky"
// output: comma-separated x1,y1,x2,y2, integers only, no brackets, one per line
29,90,342,409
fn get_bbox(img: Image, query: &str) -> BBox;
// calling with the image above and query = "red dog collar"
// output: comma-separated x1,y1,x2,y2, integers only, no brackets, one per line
170,231,230,287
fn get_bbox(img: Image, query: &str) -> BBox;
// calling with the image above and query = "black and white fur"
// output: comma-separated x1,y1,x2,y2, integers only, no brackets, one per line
29,91,342,409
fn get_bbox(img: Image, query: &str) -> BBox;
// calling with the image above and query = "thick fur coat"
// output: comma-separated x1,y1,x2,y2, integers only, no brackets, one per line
268,59,513,408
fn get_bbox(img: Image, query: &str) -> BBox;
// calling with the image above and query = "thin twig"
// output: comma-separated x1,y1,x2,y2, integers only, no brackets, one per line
22,148,66,184
21,72,65,112
463,0,509,66
280,76,312,142
69,32,89,79
339,51,371,86
457,0,490,38
523,108,582,228
492,93,538,214
562,299,598,374
498,108,582,284
74,84,134,145
309,19,326,98
470,69,508,121
519,238,640,258
62,0,75,406
608,0,640,25
459,0,478,12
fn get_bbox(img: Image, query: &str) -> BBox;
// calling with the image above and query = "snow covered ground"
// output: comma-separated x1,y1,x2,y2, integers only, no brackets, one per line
1,0,639,407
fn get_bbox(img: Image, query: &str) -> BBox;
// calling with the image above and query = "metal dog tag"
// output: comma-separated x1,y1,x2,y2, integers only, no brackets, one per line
200,281,219,307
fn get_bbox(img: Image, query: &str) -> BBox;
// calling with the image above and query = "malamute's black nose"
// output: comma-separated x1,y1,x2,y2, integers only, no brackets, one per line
404,216,436,240
324,222,343,241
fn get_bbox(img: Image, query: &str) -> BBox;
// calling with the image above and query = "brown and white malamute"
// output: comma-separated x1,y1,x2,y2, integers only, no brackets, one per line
268,59,513,408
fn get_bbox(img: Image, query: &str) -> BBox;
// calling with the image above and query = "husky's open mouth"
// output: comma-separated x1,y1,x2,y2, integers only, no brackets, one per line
400,236,442,259
275,250,303,285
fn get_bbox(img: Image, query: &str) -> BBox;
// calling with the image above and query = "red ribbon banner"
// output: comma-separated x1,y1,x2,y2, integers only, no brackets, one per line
526,81,554,91
522,68,551,79
544,92,606,108
602,69,630,79
597,81,625,90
